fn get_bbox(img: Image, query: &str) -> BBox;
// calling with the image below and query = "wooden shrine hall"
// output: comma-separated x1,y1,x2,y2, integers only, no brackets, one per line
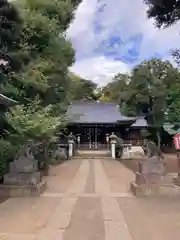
66,101,148,149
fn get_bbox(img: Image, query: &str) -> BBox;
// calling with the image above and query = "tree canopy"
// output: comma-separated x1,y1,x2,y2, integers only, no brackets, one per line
68,72,98,101
100,58,180,145
145,0,180,27
100,74,129,102
0,0,82,174
0,0,23,85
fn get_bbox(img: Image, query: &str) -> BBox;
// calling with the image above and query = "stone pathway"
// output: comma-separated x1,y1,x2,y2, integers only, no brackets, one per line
0,158,180,239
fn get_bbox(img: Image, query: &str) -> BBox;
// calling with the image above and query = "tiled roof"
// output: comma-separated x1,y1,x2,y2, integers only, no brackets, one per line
131,118,148,127
67,101,147,126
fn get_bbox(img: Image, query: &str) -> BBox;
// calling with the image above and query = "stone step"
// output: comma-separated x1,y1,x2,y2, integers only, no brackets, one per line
73,156,112,160
77,151,109,155
75,150,111,159
131,181,180,197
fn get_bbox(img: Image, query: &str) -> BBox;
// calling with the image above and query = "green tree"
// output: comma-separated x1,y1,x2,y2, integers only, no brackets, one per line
166,75,180,124
6,100,67,144
68,72,97,100
2,0,80,108
6,99,67,173
144,0,180,129
0,0,82,174
0,0,23,84
145,0,180,28
119,59,178,146
101,74,129,102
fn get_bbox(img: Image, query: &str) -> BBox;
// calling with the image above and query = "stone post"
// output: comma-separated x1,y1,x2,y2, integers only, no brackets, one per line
68,139,74,159
77,135,80,149
106,133,110,150
124,144,132,159
111,139,116,159
109,132,117,159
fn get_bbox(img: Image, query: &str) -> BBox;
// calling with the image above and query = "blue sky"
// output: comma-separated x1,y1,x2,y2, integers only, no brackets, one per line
67,0,180,86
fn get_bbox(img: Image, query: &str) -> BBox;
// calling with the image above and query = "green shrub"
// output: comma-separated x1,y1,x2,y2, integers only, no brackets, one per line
0,139,18,175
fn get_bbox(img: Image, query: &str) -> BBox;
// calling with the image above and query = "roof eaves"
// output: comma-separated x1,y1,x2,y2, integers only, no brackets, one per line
0,94,17,106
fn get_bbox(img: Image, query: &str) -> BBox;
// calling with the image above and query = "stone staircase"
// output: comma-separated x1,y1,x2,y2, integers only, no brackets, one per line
73,150,112,159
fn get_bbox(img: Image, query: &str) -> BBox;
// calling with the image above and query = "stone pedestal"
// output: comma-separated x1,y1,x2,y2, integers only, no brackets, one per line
0,180,46,197
1,155,47,197
172,173,180,186
4,172,41,186
131,156,166,197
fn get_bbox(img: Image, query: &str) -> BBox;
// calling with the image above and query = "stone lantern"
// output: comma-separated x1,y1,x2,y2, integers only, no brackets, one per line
68,132,75,158
109,132,117,159
109,132,118,142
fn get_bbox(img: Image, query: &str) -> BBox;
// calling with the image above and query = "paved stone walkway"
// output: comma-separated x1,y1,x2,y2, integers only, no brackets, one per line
0,158,180,239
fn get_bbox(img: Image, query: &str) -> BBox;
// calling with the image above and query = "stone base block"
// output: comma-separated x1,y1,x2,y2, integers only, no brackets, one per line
135,172,146,185
0,179,47,197
131,181,162,197
130,182,146,197
172,177,180,186
131,182,158,197
4,172,41,186
131,181,180,197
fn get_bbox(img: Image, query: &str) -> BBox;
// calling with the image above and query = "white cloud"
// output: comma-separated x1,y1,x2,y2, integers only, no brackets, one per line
69,56,130,86
67,0,180,85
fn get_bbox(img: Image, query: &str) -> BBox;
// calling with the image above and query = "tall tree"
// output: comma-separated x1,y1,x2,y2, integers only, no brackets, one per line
145,0,180,128
0,0,83,174
119,59,178,146
0,0,22,85
68,72,97,101
2,0,80,109
166,73,180,125
101,74,129,102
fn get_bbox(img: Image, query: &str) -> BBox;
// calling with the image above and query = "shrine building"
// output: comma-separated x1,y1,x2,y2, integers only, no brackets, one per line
66,101,148,149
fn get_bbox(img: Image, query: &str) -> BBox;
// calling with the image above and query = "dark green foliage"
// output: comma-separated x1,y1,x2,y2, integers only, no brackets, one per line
68,73,98,101
115,137,124,159
100,58,180,146
0,0,83,175
0,0,22,52
100,74,129,102
0,139,18,175
145,0,180,28
0,0,23,88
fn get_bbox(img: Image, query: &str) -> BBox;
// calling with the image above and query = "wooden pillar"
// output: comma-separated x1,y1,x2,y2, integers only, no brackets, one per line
89,127,91,148
95,124,97,148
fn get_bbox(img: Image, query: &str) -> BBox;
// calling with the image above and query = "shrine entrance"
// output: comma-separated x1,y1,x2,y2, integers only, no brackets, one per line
66,101,148,150
79,126,109,150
